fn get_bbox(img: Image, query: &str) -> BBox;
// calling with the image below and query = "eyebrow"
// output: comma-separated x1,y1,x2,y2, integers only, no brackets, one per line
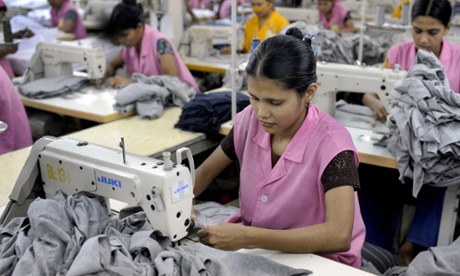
413,26,441,31
248,92,283,101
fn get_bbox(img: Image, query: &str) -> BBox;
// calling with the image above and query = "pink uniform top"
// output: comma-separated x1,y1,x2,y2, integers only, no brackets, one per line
0,66,33,155
50,0,86,39
387,40,460,93
188,0,212,9
219,0,249,19
319,2,350,30
0,57,14,78
0,0,5,7
122,24,198,91
226,104,366,268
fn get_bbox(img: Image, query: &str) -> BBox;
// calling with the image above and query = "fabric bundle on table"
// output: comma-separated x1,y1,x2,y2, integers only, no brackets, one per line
18,74,89,99
174,91,250,138
0,191,311,276
113,73,197,119
386,49,460,197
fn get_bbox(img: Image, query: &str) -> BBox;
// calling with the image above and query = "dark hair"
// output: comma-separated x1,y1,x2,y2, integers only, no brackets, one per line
411,0,452,27
245,27,317,98
109,0,144,32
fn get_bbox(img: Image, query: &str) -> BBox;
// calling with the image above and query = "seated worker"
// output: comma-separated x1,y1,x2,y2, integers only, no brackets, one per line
221,0,289,54
188,0,213,9
0,66,33,155
359,0,460,266
218,0,250,20
48,0,86,39
0,0,34,78
105,0,198,91
193,28,366,268
317,0,357,33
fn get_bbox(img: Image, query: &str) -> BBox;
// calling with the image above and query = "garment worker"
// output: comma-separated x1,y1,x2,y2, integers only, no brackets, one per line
218,0,250,20
317,0,357,33
359,0,460,266
194,27,366,268
48,0,86,39
104,0,198,91
221,0,289,54
0,66,33,155
0,0,34,77
188,0,213,10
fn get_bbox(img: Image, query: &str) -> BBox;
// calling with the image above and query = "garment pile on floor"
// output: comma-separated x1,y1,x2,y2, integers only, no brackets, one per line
174,91,250,138
113,74,197,120
18,75,89,99
0,192,311,276
386,49,460,197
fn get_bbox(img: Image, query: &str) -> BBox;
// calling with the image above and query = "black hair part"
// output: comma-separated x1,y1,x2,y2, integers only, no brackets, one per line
245,27,317,98
411,0,452,27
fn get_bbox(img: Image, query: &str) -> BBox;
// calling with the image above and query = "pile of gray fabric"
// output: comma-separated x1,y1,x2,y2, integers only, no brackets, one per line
18,75,89,99
0,191,311,276
113,74,197,119
386,49,460,197
280,21,390,66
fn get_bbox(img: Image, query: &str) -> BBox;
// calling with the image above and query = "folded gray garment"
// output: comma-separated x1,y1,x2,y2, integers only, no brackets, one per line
194,201,238,228
386,49,460,197
113,74,196,119
336,99,374,117
0,192,311,276
18,74,88,99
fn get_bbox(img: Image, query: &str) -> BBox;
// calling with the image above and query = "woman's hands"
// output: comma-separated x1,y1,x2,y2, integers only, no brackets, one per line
197,223,249,251
106,76,131,88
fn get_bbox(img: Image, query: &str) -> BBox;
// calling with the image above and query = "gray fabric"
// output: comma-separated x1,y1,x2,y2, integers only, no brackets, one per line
280,22,390,66
0,192,311,275
19,75,89,99
336,99,374,117
386,49,460,197
113,73,196,119
193,201,238,228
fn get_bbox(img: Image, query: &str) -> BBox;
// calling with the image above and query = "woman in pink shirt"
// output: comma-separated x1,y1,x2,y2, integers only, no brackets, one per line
317,0,357,33
104,0,198,91
48,0,86,39
0,66,33,155
193,28,368,268
360,0,459,266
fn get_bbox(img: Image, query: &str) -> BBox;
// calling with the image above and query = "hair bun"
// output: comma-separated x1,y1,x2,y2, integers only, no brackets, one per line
286,27,303,40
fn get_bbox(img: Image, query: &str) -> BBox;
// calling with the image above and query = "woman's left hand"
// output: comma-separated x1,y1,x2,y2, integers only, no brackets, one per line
107,76,131,89
197,223,248,251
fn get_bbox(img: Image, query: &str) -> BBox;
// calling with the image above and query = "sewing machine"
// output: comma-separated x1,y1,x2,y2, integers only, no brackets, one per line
21,40,106,84
314,62,407,117
185,25,244,57
0,136,195,242
83,0,119,28
276,7,319,24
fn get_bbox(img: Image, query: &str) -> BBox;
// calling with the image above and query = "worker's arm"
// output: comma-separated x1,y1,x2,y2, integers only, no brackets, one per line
60,10,78,34
105,51,124,78
197,185,356,253
337,18,358,33
362,57,391,120
157,39,179,77
194,145,233,197
0,44,18,58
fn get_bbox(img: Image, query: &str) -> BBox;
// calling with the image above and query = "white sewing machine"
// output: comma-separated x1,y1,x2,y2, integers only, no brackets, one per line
21,40,106,84
0,136,195,242
185,25,244,57
83,0,119,28
276,7,319,24
314,62,407,117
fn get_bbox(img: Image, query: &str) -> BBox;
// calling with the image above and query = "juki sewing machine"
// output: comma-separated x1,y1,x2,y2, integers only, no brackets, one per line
314,62,407,117
0,136,195,242
184,25,244,57
21,40,106,84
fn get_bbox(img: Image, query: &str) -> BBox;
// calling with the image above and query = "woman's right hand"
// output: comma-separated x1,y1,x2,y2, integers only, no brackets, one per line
371,101,389,121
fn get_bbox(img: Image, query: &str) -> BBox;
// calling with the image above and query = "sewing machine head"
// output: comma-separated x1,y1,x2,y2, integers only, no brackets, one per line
314,62,407,117
186,25,244,57
22,40,106,84
0,136,195,242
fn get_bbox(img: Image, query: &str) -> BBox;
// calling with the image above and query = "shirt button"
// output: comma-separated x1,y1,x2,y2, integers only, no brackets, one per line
261,195,268,203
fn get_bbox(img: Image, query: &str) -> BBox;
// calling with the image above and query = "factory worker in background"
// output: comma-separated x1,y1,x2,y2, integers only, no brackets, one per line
48,0,86,39
317,0,357,33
